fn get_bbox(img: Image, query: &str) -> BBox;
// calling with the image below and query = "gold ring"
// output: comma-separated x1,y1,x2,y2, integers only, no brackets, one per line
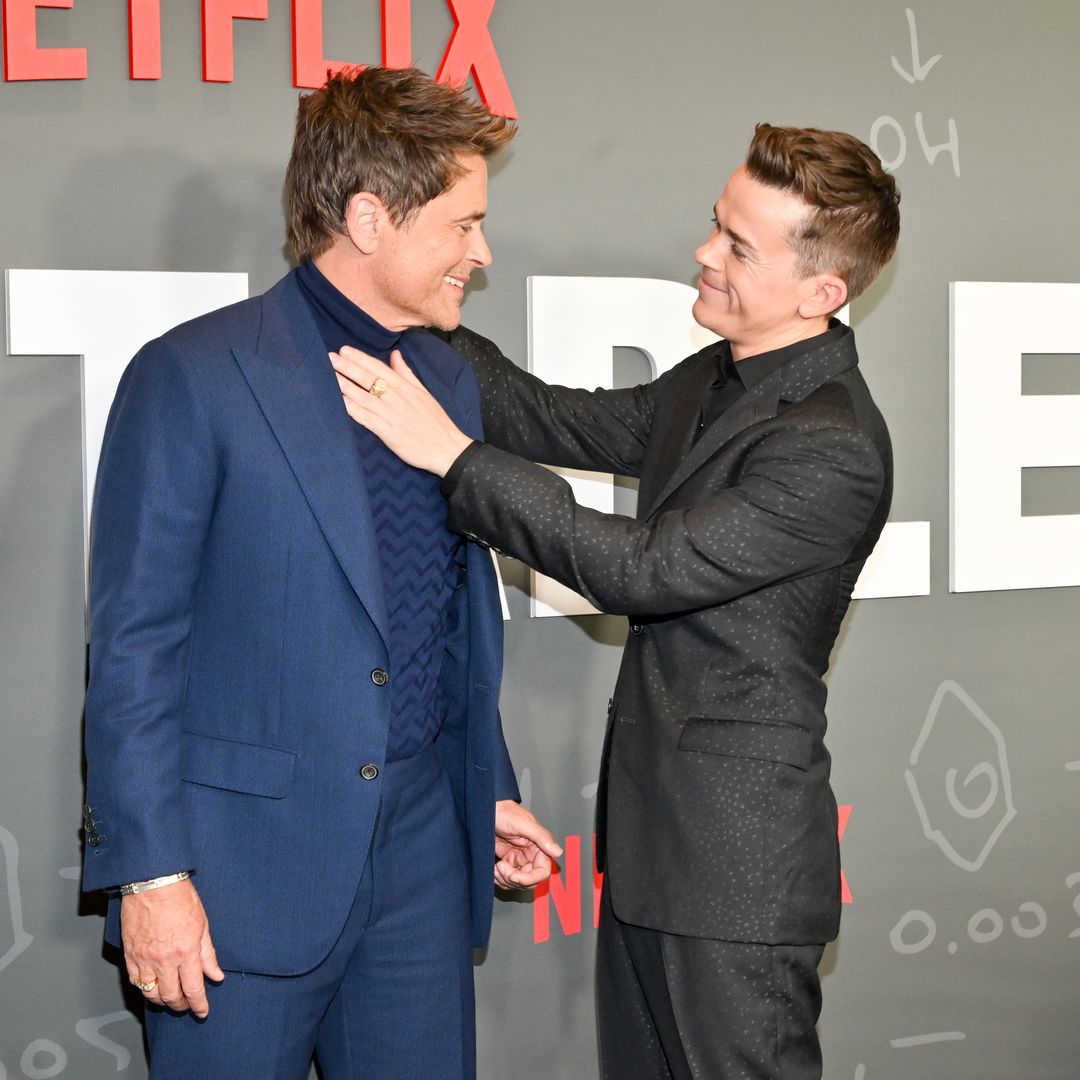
133,978,158,993
369,376,389,398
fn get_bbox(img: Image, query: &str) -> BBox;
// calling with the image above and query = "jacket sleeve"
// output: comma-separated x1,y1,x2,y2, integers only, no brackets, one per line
449,325,663,478
440,425,887,618
82,338,220,892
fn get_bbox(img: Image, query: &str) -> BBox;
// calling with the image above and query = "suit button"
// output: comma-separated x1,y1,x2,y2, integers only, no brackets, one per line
370,668,389,686
87,833,100,847
360,763,380,781
629,623,643,635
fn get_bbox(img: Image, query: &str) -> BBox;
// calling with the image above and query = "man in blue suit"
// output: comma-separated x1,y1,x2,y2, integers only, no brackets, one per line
81,66,560,1080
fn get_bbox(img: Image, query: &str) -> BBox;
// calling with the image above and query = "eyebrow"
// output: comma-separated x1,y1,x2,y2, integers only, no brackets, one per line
454,210,487,224
712,206,755,253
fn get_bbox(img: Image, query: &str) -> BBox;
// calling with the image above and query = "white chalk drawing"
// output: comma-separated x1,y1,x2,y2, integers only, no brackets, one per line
0,825,33,974
1066,761,1080,772
74,1011,139,1072
20,1039,67,1079
891,897,1061,957
891,7,941,83
1067,872,1080,939
873,9,960,176
905,681,1016,871
58,866,80,880
890,1032,966,1048
580,781,598,799
890,909,936,954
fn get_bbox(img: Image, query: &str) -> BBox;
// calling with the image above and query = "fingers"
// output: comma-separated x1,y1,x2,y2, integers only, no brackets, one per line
155,968,190,1013
333,345,382,388
494,847,556,889
332,346,420,397
178,955,209,1019
389,349,422,387
201,932,225,983
128,967,164,1007
507,850,554,888
494,800,564,859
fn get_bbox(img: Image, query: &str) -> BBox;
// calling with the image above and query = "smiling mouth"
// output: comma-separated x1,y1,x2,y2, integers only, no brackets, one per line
444,276,466,290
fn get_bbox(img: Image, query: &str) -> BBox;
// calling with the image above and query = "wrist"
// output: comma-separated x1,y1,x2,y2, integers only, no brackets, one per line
437,434,475,478
119,870,191,895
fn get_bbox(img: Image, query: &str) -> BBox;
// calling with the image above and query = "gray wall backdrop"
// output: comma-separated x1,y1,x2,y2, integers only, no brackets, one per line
2,2,1079,1077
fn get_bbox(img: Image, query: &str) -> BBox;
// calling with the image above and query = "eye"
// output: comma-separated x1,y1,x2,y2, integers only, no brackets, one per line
710,214,721,232
730,243,746,260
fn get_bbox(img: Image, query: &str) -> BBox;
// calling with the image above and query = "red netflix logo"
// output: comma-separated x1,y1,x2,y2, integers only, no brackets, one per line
533,833,604,944
533,807,855,944
2,0,516,116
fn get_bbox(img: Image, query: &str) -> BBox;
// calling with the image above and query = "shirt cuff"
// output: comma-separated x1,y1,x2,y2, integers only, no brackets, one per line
440,440,485,497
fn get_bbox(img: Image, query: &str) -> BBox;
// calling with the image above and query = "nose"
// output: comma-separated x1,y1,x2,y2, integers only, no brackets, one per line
695,230,721,268
470,226,493,268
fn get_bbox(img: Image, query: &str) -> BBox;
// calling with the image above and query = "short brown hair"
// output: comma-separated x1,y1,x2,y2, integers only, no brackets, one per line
285,67,515,262
746,123,900,303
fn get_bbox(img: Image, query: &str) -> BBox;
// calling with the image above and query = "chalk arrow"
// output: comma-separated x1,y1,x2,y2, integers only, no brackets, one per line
891,8,941,84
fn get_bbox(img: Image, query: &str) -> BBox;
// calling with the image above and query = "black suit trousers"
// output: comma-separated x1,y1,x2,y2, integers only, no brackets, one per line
597,886,825,1080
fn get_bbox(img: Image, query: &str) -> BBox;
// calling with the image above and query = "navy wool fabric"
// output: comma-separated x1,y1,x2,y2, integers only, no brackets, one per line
296,259,460,761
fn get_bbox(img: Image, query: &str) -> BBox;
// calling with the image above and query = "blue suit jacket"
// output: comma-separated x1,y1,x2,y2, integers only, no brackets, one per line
82,272,517,973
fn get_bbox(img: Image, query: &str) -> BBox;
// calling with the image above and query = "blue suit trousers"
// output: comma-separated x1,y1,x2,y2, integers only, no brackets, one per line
144,745,475,1079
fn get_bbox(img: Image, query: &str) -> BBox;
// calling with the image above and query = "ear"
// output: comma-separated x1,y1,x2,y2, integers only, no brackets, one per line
798,273,848,319
344,193,387,256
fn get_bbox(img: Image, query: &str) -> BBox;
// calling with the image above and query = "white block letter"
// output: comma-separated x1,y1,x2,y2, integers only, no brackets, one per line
951,281,1080,591
5,270,249,614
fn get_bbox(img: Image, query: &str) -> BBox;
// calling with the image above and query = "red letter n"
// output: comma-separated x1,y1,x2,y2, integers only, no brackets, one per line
3,0,87,81
202,0,267,84
533,834,582,943
436,0,516,118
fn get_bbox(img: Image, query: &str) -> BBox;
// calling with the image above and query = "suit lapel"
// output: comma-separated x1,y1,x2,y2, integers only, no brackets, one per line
232,275,390,650
644,374,779,518
400,329,477,438
638,348,718,514
643,330,860,519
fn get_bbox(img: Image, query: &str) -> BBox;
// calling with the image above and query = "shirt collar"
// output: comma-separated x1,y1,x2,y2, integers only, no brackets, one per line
723,318,849,390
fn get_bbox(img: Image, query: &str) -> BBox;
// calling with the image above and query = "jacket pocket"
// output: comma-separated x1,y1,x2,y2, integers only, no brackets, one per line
678,717,812,771
181,730,297,798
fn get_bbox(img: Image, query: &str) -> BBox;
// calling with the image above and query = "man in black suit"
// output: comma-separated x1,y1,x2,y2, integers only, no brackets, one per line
331,123,899,1079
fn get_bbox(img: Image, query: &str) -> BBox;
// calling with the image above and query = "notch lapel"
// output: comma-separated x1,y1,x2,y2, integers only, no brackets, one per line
232,276,390,650
642,330,861,520
643,369,781,519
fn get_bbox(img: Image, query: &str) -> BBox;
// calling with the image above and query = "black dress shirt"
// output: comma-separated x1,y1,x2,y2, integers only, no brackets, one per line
696,319,847,441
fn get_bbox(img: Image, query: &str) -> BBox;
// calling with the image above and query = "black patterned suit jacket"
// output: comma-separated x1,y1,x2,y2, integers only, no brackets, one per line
443,324,892,945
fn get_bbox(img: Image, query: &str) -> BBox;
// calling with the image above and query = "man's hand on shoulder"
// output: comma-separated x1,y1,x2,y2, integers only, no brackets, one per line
494,800,563,889
121,878,224,1017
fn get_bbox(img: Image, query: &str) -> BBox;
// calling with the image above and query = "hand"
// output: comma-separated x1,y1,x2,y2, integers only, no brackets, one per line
121,878,224,1016
494,800,563,889
332,346,473,477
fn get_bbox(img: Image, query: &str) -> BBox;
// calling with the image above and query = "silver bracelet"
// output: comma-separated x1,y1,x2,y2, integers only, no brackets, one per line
119,870,191,895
